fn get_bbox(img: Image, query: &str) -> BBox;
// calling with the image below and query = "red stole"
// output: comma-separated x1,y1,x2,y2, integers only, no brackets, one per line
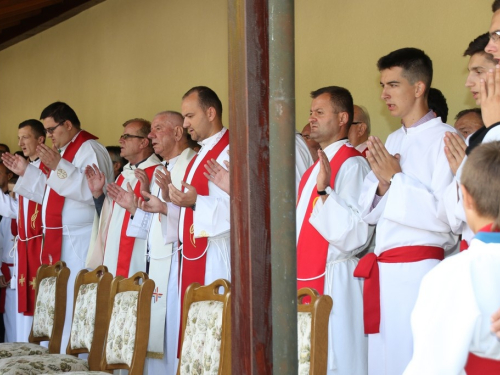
180,130,229,312
42,131,98,265
354,246,444,334
296,144,361,294
0,262,12,314
113,165,157,277
17,191,46,315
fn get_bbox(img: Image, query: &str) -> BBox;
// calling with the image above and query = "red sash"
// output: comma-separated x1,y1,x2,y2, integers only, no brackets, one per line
296,144,361,294
179,130,229,320
0,262,13,314
42,131,98,265
353,245,444,334
361,148,368,158
460,239,469,252
465,353,500,374
113,165,157,277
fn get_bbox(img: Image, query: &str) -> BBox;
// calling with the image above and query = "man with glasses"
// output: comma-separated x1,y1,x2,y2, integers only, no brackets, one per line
348,105,371,157
2,102,114,352
85,118,161,279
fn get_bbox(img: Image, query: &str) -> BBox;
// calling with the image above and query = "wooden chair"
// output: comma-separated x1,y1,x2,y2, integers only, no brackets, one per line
0,261,69,359
177,279,231,375
98,271,155,375
297,288,333,375
0,265,112,374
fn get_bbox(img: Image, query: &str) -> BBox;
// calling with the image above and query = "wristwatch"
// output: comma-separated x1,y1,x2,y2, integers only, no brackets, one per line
317,186,332,195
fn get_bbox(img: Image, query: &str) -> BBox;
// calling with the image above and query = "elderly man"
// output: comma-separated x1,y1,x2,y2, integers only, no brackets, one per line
3,102,114,352
108,111,196,373
85,118,161,277
454,109,484,140
348,105,371,157
296,86,372,375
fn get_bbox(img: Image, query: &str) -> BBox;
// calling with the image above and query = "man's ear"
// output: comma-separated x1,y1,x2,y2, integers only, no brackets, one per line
359,123,368,137
338,111,349,127
38,136,45,145
415,81,426,98
207,107,216,122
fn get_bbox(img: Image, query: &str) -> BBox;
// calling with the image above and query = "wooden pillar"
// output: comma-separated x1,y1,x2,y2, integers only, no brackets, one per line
228,0,296,373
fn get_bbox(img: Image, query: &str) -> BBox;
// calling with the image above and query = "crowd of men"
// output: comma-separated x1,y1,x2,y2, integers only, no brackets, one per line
1,2,500,375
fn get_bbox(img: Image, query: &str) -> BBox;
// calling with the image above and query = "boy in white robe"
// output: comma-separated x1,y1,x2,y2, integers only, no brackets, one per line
405,141,500,375
356,48,457,375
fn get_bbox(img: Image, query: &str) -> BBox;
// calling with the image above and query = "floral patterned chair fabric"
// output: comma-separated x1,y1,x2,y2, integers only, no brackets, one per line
32,277,57,337
0,262,70,359
0,343,48,359
179,300,224,374
297,312,312,375
70,282,98,350
178,279,231,375
297,288,333,375
0,354,89,374
105,290,139,367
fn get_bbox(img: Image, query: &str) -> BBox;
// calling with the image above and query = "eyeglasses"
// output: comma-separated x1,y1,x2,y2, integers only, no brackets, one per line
120,134,145,141
351,121,363,125
45,121,65,134
489,30,500,42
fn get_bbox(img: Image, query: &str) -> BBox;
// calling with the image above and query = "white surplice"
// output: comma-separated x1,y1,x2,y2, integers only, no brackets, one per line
359,118,458,375
297,139,372,375
97,153,162,277
404,238,500,375
126,147,196,375
443,127,500,248
178,128,230,286
14,133,114,352
0,213,16,342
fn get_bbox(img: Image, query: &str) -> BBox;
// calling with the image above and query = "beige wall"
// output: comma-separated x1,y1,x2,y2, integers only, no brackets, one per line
0,0,493,151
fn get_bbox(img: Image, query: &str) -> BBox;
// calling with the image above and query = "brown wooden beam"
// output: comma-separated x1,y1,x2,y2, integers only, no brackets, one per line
0,0,106,51
228,0,273,373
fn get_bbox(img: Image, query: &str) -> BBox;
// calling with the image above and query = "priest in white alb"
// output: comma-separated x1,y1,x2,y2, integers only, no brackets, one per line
296,86,372,375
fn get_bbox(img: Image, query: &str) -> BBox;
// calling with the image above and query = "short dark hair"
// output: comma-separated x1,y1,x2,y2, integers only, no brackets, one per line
18,119,46,140
463,33,495,63
183,86,223,119
461,141,500,229
428,88,449,123
40,102,81,128
310,86,354,127
377,48,433,96
106,146,126,173
0,144,10,153
493,0,500,12
455,108,482,121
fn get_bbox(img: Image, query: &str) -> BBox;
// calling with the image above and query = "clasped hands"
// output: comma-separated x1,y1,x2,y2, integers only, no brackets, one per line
366,136,401,196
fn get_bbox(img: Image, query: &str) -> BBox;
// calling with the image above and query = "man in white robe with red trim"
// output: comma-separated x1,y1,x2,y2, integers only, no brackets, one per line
85,118,161,277
104,111,196,374
170,86,230,333
297,86,372,375
355,49,457,375
0,160,16,342
0,120,46,342
5,102,114,352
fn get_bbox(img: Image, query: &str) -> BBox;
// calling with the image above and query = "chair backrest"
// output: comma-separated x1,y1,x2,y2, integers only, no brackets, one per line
66,265,112,370
28,261,70,354
297,288,333,375
100,271,155,375
177,279,231,375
